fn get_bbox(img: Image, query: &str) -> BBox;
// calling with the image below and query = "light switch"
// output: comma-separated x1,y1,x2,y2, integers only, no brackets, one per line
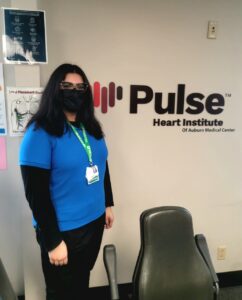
207,21,217,39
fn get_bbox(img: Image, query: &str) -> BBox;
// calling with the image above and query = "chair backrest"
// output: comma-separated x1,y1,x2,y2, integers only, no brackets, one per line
0,258,17,300
132,206,214,300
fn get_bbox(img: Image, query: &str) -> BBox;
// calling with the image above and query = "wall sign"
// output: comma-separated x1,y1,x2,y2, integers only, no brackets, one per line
93,81,234,133
6,87,43,136
2,8,47,64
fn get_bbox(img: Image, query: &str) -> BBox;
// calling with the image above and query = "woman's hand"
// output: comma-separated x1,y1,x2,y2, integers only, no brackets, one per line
105,207,114,229
48,240,68,266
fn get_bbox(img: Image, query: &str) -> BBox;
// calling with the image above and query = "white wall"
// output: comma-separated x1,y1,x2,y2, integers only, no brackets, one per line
0,0,41,297
0,0,22,296
1,0,242,299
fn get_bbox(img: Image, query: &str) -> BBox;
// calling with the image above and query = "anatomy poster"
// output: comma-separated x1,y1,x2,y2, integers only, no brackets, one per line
6,87,43,136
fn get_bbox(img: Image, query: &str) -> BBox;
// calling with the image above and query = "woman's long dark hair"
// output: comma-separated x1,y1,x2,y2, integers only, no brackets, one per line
27,63,104,139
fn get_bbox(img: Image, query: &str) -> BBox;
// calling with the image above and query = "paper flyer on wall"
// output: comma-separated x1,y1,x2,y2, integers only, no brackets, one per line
6,87,43,136
0,63,7,136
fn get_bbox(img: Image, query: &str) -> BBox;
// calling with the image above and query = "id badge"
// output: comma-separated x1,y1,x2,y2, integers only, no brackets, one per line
85,165,99,185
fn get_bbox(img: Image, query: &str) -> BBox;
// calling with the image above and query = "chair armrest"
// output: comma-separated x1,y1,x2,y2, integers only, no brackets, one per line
195,234,219,297
0,258,17,300
103,244,120,300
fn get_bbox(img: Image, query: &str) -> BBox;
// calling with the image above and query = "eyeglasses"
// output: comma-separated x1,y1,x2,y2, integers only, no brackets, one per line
60,81,89,92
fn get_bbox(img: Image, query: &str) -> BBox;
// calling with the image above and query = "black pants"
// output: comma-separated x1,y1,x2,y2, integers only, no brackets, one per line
36,214,105,300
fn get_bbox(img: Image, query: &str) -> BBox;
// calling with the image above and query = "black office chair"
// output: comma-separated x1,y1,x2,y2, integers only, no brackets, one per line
0,258,17,300
103,206,219,300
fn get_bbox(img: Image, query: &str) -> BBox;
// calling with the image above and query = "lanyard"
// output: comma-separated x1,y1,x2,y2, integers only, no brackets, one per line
68,122,93,166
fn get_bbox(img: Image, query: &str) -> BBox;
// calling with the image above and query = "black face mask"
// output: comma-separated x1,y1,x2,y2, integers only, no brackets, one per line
60,89,87,112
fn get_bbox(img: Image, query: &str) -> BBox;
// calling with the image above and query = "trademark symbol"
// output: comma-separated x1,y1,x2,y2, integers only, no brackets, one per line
225,93,231,97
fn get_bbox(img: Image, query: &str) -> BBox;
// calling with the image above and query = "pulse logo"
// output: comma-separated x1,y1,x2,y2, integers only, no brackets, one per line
92,83,230,116
130,84,227,115
92,83,234,131
92,82,123,113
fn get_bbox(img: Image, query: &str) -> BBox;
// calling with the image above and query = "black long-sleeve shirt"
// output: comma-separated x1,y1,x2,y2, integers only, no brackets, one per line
21,161,113,251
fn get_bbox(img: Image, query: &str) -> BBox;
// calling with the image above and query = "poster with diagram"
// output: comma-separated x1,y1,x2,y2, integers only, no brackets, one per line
2,8,47,64
6,87,43,136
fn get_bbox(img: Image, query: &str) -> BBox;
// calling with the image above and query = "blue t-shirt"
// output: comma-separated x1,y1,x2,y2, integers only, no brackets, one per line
19,123,108,231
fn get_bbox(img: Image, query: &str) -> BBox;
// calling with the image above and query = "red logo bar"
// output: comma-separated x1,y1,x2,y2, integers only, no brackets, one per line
101,86,108,114
93,81,123,113
93,81,100,107
109,82,115,107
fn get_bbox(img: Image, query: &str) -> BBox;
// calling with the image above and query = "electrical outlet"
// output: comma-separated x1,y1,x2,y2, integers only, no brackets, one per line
217,246,226,260
207,21,217,39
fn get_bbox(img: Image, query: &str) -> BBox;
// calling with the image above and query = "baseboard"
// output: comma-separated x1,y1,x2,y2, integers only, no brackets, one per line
217,270,242,288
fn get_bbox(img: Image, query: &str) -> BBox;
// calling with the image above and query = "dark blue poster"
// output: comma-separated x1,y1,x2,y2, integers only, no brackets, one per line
3,8,47,64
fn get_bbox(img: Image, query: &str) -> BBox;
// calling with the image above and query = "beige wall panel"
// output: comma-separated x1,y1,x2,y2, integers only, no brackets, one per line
1,0,242,298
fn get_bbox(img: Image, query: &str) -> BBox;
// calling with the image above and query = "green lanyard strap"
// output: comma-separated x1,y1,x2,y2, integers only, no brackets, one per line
68,122,93,166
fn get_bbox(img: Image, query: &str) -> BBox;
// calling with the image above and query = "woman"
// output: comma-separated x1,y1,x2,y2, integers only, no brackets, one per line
19,64,114,300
